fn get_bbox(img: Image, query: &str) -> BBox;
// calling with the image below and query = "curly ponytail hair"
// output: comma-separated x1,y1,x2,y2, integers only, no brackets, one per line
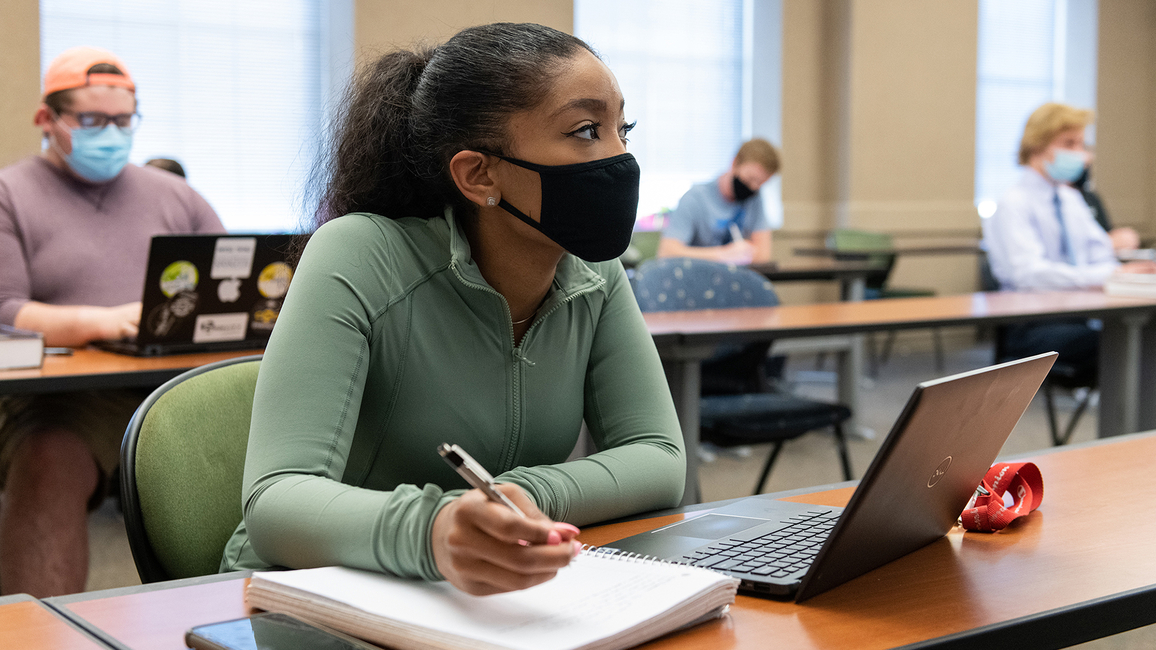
310,22,595,230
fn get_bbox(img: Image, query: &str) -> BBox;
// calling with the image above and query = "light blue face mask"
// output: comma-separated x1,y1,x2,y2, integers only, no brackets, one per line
56,124,133,183
1044,149,1087,184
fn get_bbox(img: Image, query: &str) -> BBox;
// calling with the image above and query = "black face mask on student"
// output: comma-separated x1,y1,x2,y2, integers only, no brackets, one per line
732,176,757,202
483,152,640,262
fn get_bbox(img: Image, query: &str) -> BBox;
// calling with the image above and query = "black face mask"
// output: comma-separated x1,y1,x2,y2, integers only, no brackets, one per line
732,176,757,202
482,152,640,262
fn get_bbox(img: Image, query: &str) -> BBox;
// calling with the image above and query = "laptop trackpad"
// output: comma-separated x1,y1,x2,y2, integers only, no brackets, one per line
660,514,771,539
605,513,774,559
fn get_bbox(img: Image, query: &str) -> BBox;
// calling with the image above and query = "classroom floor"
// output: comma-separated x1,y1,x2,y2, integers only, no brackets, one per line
85,337,1154,648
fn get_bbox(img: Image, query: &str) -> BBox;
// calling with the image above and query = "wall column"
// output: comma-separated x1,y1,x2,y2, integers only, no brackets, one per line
0,0,42,167
353,1,573,61
1095,0,1156,239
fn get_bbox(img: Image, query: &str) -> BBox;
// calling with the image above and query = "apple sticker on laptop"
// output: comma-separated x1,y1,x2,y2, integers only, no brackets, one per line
218,278,242,303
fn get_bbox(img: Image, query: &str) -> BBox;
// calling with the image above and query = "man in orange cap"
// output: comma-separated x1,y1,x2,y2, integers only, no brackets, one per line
0,47,224,596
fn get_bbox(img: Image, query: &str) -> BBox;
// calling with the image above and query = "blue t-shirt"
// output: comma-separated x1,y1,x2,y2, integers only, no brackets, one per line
662,181,773,247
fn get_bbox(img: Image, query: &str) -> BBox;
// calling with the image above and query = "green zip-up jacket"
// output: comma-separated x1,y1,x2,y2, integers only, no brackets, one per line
220,210,685,579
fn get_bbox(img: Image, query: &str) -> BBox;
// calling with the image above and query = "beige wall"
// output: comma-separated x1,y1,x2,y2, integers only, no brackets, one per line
0,0,42,167
780,0,852,232
1096,0,1156,240
780,0,980,304
354,0,573,59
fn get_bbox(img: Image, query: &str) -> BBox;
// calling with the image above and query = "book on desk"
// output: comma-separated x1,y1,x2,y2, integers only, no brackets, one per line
1104,272,1156,298
245,549,739,650
0,324,44,370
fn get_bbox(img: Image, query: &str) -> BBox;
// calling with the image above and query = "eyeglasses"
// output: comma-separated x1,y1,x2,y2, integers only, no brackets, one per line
56,110,142,131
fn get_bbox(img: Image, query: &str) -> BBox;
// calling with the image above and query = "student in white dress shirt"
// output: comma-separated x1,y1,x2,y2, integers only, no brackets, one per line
983,102,1156,376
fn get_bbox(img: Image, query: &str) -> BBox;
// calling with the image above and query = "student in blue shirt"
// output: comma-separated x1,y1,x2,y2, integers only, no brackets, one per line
983,102,1155,375
658,138,780,265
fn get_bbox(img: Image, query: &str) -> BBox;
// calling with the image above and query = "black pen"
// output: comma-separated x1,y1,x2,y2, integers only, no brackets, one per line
437,443,527,518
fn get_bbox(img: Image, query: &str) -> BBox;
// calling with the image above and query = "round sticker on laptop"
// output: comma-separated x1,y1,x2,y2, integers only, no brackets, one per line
159,261,199,298
257,262,293,299
250,298,282,332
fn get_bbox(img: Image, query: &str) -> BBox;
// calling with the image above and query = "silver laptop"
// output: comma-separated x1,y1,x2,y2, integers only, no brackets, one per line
606,352,1056,602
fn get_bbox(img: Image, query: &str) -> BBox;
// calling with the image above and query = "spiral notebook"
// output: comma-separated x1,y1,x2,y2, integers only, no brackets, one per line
244,548,739,650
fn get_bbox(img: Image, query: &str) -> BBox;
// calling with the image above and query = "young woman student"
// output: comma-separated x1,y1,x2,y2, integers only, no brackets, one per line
220,23,685,596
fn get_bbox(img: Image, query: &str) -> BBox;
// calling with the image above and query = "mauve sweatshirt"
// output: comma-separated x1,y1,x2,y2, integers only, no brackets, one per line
0,156,225,325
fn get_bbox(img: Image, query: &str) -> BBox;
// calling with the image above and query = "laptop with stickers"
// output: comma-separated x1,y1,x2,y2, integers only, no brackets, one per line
95,234,295,356
604,352,1056,602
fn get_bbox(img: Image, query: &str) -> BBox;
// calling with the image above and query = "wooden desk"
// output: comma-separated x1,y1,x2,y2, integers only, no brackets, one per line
793,244,983,258
751,259,882,301
44,432,1156,649
0,348,265,396
648,290,1156,503
0,594,107,649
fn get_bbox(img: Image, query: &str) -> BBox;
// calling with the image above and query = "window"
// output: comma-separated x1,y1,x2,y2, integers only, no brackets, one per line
975,0,1098,217
41,0,349,232
575,0,782,228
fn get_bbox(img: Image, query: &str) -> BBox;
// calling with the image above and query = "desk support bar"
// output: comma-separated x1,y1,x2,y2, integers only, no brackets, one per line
1098,312,1152,437
660,348,709,506
840,275,866,436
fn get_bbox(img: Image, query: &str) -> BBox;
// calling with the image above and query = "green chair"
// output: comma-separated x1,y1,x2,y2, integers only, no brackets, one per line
620,230,663,270
120,355,262,583
827,229,944,374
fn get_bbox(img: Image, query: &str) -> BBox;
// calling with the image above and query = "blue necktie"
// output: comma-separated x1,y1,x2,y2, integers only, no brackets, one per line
1054,190,1075,265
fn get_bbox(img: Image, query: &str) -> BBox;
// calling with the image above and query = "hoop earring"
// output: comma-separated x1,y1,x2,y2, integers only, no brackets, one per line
486,197,497,207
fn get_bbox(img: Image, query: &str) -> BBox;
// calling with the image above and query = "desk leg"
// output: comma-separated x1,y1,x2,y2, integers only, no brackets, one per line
1098,313,1150,437
837,338,865,436
663,357,702,506
840,276,866,435
1140,319,1156,431
842,276,866,302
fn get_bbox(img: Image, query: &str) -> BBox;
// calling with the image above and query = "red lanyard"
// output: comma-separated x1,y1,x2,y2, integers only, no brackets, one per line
960,462,1044,533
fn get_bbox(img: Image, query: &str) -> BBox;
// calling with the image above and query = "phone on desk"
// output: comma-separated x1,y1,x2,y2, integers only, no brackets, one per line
185,612,378,650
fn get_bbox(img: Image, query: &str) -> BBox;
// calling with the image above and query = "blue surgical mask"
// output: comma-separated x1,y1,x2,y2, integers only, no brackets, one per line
1044,149,1087,184
55,124,133,183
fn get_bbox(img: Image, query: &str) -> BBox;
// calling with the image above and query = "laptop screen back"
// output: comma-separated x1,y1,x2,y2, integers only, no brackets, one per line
136,234,295,348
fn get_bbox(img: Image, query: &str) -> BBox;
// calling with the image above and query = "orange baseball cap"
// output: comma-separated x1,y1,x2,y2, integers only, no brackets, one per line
42,46,135,98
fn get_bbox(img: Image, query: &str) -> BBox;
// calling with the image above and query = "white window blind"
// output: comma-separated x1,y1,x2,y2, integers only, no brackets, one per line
41,0,331,232
975,0,1098,214
575,0,747,223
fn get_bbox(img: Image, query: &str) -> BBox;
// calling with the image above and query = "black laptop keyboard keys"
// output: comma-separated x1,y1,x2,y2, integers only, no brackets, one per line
685,510,839,577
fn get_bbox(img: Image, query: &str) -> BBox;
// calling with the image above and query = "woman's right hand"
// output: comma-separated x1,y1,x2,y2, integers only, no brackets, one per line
718,238,756,265
83,302,142,341
431,484,581,596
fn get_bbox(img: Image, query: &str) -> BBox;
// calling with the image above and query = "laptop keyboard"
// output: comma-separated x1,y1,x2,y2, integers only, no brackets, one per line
681,510,840,579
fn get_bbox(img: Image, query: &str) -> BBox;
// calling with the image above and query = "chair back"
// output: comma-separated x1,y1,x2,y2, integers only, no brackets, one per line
826,228,897,293
120,355,261,583
620,230,663,269
630,258,779,311
826,228,893,252
978,249,1001,292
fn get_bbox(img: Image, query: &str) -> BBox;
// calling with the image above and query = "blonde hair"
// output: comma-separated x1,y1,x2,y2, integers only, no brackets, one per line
1018,103,1093,165
734,138,781,176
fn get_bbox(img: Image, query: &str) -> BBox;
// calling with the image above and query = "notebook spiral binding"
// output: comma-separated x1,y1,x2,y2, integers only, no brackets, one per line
579,543,697,569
